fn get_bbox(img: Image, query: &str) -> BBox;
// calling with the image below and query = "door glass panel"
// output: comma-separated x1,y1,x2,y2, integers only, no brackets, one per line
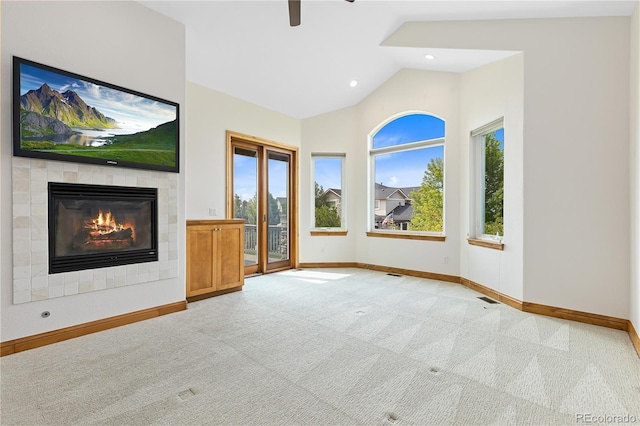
233,147,258,266
267,152,289,264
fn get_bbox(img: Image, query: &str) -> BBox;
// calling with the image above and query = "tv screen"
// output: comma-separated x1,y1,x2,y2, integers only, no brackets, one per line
13,56,179,173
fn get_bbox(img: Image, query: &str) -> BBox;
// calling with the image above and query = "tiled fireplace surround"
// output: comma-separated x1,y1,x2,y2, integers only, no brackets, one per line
11,157,178,305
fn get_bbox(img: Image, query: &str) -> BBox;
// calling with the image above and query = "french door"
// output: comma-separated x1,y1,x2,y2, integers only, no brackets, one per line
227,131,297,276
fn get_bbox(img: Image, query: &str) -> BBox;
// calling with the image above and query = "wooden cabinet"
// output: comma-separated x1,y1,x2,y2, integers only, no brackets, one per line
186,219,244,301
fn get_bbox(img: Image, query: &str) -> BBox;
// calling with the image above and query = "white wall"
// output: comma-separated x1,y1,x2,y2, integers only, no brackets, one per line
301,57,526,294
631,2,639,333
522,20,630,319
383,17,631,319
1,1,186,341
356,69,461,275
2,6,634,343
299,107,358,263
300,69,462,275
460,54,524,300
185,82,300,221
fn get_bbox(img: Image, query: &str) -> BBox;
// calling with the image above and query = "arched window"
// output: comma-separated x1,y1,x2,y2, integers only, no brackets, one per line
369,113,445,235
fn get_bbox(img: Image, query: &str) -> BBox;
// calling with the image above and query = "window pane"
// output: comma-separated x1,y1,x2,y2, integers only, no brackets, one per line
267,152,289,263
373,146,443,232
482,129,504,236
372,114,445,149
313,156,343,228
233,147,258,266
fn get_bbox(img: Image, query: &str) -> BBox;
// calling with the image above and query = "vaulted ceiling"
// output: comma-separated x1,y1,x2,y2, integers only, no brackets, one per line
140,1,637,119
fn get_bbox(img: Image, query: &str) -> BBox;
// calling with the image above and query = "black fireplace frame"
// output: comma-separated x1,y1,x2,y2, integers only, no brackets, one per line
48,182,158,274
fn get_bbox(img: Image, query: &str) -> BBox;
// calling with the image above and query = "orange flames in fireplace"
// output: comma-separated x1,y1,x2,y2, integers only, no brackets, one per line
85,210,135,243
93,211,121,231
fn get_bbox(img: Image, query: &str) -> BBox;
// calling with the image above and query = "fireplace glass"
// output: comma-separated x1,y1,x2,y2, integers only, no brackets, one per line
48,182,158,273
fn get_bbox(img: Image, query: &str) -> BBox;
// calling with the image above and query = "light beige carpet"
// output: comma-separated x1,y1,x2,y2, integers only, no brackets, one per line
2,268,639,425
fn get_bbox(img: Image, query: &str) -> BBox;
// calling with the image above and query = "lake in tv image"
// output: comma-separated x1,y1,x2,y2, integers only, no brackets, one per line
14,57,179,172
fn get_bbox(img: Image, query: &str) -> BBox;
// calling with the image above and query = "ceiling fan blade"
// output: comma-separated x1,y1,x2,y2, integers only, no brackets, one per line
289,0,300,27
288,0,352,27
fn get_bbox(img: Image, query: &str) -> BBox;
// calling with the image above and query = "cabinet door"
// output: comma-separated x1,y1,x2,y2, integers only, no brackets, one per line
186,229,215,297
215,224,243,290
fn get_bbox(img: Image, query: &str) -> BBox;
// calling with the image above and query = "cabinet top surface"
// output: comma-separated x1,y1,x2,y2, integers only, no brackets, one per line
187,219,246,226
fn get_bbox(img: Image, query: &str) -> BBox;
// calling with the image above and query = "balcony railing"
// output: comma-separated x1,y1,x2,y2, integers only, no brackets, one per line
243,224,287,260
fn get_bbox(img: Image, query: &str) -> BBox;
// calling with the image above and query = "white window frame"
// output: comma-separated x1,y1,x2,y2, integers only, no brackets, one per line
470,117,504,241
311,153,346,231
369,116,445,235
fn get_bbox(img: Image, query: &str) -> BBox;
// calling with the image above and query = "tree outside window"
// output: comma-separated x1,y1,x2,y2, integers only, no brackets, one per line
482,130,504,236
409,157,444,232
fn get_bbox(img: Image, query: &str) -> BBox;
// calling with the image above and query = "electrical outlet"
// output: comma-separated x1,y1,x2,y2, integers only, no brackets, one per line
209,208,216,216
443,256,449,264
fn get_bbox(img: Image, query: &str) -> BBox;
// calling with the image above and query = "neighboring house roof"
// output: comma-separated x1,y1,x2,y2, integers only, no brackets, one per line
400,186,420,197
374,204,414,223
390,204,414,222
375,183,410,200
321,188,342,198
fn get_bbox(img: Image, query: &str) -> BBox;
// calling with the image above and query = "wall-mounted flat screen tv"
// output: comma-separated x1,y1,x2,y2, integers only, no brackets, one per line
13,56,179,173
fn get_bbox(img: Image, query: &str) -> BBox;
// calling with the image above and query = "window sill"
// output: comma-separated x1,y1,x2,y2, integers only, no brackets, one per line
311,230,348,236
467,238,504,251
366,232,445,242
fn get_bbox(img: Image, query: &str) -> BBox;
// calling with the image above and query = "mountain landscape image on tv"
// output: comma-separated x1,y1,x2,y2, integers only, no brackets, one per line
13,57,179,172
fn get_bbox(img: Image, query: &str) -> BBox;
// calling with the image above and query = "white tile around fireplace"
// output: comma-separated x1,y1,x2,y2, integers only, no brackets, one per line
11,157,178,304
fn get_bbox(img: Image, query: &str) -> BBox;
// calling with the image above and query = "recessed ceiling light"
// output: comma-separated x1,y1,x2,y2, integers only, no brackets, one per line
424,54,436,60
349,80,358,87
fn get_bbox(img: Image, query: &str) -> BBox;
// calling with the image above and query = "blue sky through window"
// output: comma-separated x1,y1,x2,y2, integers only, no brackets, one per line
268,158,288,198
314,157,342,191
233,152,258,201
373,114,445,149
373,114,445,188
375,146,443,188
